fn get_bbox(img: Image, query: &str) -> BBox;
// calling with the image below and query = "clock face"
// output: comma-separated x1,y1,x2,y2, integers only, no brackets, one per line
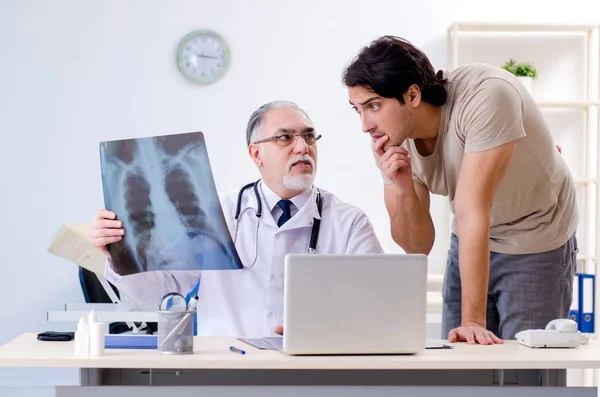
177,30,230,85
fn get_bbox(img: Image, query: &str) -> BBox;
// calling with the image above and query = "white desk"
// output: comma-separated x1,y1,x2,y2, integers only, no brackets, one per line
0,333,598,396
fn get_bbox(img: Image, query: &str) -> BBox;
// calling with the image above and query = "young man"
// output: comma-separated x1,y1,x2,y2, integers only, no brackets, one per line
90,100,384,337
343,36,578,344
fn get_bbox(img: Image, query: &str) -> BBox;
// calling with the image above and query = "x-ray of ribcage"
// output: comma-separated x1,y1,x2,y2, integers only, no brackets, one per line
99,131,243,275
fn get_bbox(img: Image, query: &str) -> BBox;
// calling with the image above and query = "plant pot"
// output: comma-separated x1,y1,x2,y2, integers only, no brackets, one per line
517,76,533,94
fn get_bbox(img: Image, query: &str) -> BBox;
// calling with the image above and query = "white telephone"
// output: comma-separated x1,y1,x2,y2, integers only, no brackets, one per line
515,319,590,348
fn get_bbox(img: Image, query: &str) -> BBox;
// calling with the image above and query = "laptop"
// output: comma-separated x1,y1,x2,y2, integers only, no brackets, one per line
275,253,427,355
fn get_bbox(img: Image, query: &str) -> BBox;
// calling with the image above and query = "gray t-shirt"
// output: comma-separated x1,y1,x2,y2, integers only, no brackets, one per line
376,63,578,255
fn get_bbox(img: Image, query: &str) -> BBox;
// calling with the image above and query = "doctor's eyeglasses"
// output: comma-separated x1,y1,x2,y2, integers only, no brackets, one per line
252,132,322,147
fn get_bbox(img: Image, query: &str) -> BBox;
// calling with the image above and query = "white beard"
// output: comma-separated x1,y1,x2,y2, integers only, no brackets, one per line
282,154,316,190
283,173,315,190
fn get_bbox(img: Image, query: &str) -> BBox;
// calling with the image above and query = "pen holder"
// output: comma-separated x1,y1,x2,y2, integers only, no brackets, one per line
157,310,195,355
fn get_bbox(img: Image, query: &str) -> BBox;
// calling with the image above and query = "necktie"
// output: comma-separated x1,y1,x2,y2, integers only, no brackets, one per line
277,199,292,227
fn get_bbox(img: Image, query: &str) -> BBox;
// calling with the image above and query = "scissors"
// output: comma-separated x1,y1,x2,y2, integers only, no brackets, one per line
159,292,187,312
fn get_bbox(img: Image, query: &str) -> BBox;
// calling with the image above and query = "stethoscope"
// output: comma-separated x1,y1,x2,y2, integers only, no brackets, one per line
233,179,322,269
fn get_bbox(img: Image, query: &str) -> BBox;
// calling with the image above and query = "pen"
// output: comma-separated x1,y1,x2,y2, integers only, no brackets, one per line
229,346,246,355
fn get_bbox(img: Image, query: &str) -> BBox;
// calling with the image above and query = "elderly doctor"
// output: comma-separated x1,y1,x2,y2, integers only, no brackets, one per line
90,100,384,337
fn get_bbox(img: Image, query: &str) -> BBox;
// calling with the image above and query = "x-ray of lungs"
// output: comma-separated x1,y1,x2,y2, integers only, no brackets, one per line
99,131,243,276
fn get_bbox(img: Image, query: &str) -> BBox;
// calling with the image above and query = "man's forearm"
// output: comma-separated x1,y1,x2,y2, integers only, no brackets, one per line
456,213,490,326
388,186,434,254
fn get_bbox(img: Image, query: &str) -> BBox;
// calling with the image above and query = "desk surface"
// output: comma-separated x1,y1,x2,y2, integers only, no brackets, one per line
2,333,600,370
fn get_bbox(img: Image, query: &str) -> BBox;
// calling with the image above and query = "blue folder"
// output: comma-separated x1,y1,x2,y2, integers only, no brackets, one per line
569,273,581,330
105,335,157,350
579,273,595,334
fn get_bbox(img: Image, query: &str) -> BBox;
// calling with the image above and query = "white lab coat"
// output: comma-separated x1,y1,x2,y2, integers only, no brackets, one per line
105,182,384,337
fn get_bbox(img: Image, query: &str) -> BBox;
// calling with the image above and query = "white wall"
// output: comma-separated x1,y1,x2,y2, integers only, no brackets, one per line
2,0,600,393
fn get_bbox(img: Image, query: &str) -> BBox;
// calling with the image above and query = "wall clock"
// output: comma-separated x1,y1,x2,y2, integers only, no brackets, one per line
176,30,231,85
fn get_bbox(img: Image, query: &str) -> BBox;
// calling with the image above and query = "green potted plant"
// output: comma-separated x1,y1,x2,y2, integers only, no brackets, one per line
501,58,537,93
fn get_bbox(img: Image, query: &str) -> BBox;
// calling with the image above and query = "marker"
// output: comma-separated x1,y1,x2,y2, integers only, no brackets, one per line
229,346,246,355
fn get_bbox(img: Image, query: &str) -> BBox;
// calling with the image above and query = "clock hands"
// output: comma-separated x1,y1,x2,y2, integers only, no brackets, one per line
193,53,220,60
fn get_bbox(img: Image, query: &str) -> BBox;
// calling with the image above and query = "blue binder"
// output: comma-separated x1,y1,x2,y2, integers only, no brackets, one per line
579,273,595,333
105,335,157,349
569,273,580,329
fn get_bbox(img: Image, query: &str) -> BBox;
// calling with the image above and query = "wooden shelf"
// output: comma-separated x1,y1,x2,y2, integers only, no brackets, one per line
538,101,600,110
578,254,598,262
575,179,599,185
448,22,597,33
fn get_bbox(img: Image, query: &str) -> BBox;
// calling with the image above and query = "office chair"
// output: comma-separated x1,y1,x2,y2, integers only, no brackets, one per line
78,267,157,334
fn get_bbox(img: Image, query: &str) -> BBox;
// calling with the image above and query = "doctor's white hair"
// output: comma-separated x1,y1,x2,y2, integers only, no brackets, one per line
245,100,312,146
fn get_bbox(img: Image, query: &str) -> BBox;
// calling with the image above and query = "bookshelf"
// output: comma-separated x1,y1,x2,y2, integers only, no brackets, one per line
446,22,600,388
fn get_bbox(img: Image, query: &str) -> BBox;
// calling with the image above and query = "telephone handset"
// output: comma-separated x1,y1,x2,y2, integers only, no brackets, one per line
544,319,578,333
516,319,590,348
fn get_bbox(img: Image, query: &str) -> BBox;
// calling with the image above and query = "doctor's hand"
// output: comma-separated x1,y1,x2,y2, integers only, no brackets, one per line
374,135,413,190
89,209,124,258
274,316,284,335
448,322,504,345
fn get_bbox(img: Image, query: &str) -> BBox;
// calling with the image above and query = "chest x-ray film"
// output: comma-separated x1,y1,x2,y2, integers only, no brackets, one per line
99,131,243,276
